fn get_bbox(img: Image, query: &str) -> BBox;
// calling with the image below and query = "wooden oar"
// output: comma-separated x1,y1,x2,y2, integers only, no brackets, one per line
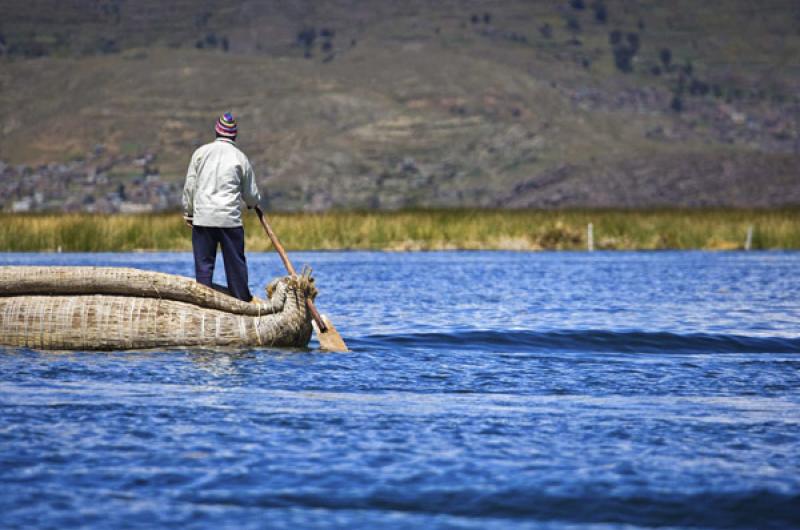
254,206,349,352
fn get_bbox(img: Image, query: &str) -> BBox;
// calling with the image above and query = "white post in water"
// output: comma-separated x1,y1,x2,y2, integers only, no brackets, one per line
587,223,594,251
745,225,753,251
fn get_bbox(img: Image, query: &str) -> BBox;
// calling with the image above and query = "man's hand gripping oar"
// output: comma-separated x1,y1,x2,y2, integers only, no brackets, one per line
254,206,349,352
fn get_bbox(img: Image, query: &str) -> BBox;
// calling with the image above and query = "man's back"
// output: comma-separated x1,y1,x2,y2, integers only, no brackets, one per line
182,112,262,302
183,137,260,228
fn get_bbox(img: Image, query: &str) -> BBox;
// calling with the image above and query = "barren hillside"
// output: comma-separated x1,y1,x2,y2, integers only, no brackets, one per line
0,0,798,211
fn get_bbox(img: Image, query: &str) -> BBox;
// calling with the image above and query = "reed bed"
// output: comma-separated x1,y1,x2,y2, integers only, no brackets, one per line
0,209,798,252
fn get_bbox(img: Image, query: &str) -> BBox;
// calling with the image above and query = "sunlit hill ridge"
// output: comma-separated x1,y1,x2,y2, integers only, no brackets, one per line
0,0,798,212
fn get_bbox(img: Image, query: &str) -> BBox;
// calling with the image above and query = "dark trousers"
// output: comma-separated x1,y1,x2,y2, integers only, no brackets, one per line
192,226,252,302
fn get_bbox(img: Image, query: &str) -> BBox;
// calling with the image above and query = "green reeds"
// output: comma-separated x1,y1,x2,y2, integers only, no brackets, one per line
0,209,798,252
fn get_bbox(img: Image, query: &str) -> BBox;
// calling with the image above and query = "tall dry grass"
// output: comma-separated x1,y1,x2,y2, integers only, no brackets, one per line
0,209,798,252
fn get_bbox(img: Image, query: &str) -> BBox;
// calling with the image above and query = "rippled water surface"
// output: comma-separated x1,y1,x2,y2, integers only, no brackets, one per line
1,251,799,529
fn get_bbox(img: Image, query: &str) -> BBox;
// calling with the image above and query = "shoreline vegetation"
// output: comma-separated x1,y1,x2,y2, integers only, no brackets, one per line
0,209,798,252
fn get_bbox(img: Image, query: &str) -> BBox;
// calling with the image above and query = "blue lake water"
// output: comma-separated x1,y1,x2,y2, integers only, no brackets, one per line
1,251,799,529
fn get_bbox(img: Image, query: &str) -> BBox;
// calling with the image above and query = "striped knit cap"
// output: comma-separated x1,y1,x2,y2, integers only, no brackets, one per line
215,112,238,138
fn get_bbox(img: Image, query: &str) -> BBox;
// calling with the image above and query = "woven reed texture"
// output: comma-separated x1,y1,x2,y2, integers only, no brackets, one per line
0,266,281,316
0,268,314,350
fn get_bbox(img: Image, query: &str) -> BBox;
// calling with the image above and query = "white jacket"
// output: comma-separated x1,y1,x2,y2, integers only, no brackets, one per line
182,138,261,227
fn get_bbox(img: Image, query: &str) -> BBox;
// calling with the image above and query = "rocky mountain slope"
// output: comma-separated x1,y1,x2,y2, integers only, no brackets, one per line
0,0,798,211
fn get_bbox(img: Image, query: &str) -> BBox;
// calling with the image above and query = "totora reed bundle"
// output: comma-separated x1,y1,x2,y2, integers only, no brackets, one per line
0,267,315,350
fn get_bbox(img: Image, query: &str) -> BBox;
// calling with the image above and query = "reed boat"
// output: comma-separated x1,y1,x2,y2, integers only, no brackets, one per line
0,266,315,350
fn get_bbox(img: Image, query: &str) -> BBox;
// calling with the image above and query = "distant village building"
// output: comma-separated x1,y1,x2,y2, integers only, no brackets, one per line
12,198,32,213
1,149,180,214
119,202,155,214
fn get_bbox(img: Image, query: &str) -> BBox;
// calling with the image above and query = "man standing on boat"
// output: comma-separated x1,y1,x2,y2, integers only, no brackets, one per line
182,112,262,302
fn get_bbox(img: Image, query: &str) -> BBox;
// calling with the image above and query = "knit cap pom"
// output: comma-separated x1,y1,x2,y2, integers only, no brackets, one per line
215,112,238,137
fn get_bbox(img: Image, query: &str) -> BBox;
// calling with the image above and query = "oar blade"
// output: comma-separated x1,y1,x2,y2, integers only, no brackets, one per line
313,315,349,352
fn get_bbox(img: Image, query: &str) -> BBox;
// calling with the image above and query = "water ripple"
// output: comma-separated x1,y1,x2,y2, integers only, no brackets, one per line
354,329,800,354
